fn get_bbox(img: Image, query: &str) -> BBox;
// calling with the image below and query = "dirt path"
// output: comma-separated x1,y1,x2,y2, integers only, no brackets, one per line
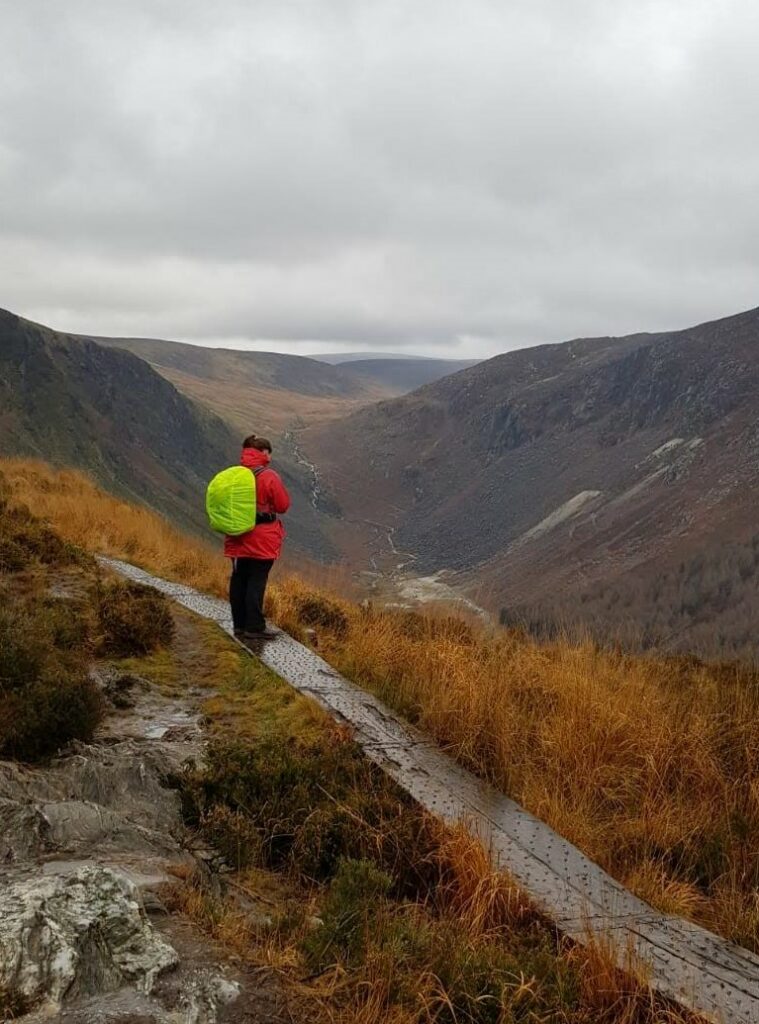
0,606,304,1024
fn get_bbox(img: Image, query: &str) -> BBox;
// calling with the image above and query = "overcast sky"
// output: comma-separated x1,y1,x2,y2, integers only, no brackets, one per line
1,1,758,358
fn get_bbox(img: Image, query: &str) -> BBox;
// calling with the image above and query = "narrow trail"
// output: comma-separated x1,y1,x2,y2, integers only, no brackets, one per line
0,610,285,1023
104,557,759,1024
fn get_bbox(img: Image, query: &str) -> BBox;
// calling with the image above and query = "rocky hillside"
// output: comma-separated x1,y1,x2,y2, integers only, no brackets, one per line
304,306,759,658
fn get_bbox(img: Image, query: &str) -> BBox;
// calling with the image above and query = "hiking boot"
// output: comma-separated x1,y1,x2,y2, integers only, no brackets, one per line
236,629,278,643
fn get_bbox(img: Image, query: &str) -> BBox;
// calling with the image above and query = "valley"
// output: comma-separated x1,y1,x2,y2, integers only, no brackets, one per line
302,306,759,659
5,302,759,657
90,334,395,435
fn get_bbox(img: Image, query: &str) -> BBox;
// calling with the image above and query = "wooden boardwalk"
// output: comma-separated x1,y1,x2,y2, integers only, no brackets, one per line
104,558,759,1024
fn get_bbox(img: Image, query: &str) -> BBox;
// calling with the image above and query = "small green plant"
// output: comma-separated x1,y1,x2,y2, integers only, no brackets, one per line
95,580,175,657
302,858,392,970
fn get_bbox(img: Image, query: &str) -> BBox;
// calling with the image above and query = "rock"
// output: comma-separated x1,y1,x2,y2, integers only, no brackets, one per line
0,866,178,1014
177,971,241,1024
0,742,186,866
91,667,148,710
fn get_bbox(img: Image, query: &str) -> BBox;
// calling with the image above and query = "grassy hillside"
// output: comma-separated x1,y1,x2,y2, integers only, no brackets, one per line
91,334,392,435
1,480,694,1023
5,456,757,955
339,357,478,393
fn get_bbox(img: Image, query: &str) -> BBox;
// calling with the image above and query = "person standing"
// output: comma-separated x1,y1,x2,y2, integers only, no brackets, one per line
224,435,290,640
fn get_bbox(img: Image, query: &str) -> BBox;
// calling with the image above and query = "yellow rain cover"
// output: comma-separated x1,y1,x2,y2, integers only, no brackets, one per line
205,466,257,535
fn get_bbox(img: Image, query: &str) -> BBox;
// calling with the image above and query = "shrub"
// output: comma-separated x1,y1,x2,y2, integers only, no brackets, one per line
0,606,103,761
200,805,262,870
95,580,175,657
291,592,349,637
184,732,440,889
0,668,103,760
302,858,392,971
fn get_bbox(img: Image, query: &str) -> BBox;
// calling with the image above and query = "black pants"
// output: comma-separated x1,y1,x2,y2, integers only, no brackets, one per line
229,557,274,633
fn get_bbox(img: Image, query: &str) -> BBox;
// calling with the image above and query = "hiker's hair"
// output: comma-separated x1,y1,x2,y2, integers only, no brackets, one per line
242,434,272,453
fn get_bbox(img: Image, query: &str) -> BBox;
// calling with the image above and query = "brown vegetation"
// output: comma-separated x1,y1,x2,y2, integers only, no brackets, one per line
95,580,176,657
0,458,229,595
0,473,175,760
3,457,757,952
179,624,698,1024
0,484,102,759
270,580,759,952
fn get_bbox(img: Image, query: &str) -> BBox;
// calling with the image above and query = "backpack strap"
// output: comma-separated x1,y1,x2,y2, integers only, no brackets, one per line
250,465,276,520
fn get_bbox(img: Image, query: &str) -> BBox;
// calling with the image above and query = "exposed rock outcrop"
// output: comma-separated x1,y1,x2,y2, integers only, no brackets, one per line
0,866,178,1011
0,670,258,1023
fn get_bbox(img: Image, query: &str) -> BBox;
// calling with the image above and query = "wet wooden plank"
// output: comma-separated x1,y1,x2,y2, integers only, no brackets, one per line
102,558,759,1024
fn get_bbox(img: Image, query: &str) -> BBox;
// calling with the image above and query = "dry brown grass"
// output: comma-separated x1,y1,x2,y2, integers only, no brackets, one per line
0,457,345,597
1,458,229,596
269,577,759,951
163,585,701,1024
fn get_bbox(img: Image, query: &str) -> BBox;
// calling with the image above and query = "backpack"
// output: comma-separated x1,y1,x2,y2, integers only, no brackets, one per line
205,465,266,535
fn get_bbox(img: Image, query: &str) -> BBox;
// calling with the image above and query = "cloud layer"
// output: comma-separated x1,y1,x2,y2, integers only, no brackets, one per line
2,0,758,356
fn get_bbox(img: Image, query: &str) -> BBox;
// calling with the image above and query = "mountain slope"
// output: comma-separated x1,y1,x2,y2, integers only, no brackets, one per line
0,309,242,533
304,307,759,658
0,309,335,557
90,335,392,435
339,357,478,393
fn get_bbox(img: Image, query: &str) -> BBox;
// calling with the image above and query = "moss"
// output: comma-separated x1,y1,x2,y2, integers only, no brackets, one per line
110,648,180,693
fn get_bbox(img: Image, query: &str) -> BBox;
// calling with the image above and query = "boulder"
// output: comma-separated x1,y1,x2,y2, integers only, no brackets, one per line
0,866,178,1014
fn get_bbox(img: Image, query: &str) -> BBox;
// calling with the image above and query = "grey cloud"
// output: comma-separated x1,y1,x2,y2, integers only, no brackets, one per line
1,0,758,357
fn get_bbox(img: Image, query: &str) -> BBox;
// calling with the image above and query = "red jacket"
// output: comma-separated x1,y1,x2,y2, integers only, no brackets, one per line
223,448,290,561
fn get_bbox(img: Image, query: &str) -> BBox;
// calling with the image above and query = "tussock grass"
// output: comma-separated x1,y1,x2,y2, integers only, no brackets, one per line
270,579,759,951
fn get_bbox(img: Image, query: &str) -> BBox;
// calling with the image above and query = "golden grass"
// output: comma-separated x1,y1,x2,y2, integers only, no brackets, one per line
4,457,757,953
0,457,347,596
269,577,759,951
1,458,229,595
